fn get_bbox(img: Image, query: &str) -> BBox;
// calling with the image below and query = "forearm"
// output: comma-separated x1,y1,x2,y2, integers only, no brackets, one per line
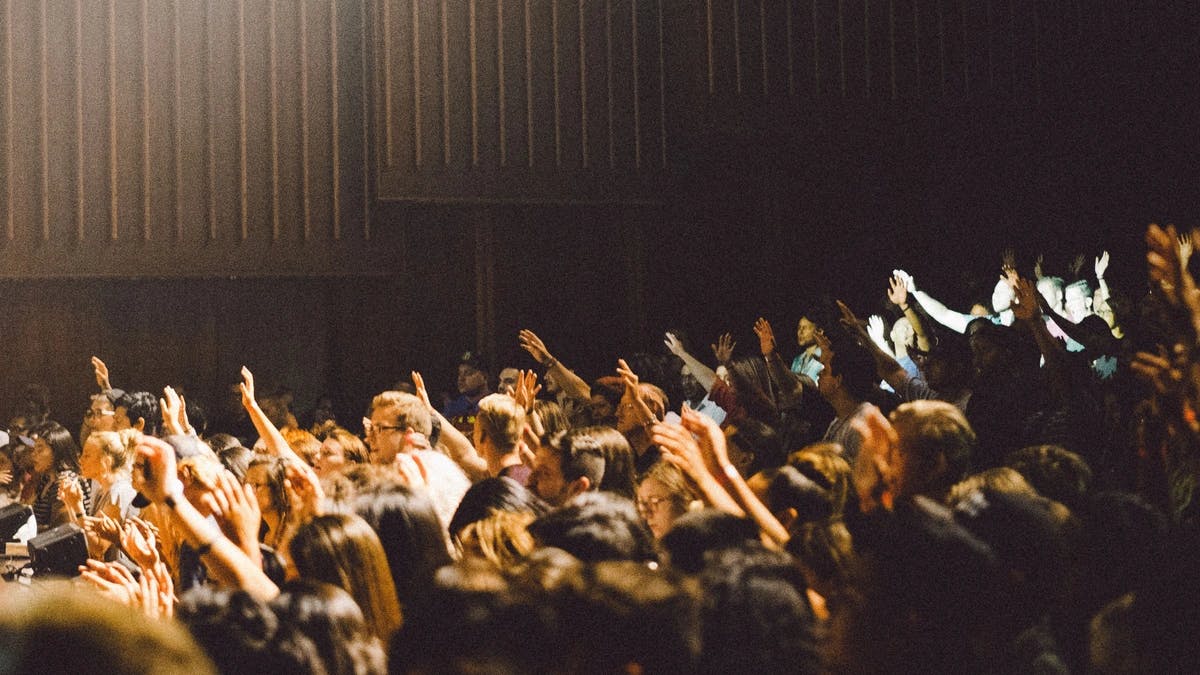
548,362,591,403
901,304,932,351
245,402,302,464
721,464,790,548
676,349,717,391
763,352,805,406
169,496,278,600
913,290,971,334
433,410,489,480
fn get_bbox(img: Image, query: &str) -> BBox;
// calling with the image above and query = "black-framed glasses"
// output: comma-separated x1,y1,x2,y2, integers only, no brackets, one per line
362,418,404,436
635,496,671,513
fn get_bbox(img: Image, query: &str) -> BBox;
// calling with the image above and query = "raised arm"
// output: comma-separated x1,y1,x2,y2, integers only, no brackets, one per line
664,332,717,392
753,318,807,407
888,274,931,351
413,371,489,480
836,301,908,392
239,367,303,465
1011,277,1070,403
136,435,279,600
897,268,973,334
519,329,591,403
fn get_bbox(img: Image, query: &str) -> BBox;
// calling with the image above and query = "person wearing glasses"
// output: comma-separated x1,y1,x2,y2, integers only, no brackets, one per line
635,461,696,540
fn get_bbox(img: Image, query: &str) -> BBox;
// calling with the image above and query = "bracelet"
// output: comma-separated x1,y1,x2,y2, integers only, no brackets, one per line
899,304,911,312
542,358,557,369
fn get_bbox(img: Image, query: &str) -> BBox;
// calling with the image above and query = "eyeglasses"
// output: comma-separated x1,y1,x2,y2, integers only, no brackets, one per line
362,418,404,436
635,496,671,513
84,409,116,419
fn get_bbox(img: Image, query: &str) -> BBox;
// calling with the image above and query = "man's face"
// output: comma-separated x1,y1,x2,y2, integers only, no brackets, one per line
680,365,706,402
113,406,133,431
1037,279,1065,313
529,445,569,505
366,407,405,465
79,436,107,480
498,368,520,395
1065,285,1093,322
796,318,817,348
457,365,488,396
86,396,116,432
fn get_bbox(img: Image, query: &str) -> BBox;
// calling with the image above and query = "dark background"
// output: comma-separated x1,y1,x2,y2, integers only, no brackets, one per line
0,0,1194,432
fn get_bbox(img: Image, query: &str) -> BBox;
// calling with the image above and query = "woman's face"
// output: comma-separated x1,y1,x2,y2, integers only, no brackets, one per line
79,437,109,480
314,438,346,477
31,438,54,474
244,464,275,512
636,477,683,540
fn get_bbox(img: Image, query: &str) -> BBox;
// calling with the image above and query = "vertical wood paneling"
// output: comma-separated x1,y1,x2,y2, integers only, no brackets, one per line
38,0,48,240
140,0,151,240
76,0,85,241
107,0,118,239
3,0,12,241
331,0,341,239
269,0,281,240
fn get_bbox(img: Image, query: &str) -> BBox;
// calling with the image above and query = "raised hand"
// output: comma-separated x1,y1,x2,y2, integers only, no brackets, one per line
866,315,888,350
1069,253,1086,278
1010,276,1042,322
1180,235,1194,268
138,561,175,619
411,371,434,411
239,366,257,411
679,406,730,476
1034,253,1046,280
710,332,736,364
650,419,709,483
663,332,686,357
284,460,325,527
159,386,192,436
892,269,916,293
91,356,112,391
753,318,777,356
511,370,542,411
83,513,123,547
211,470,263,560
518,329,554,366
887,275,909,307
134,436,184,505
616,358,657,426
1001,247,1017,274
814,330,834,369
1094,250,1110,279
836,300,869,347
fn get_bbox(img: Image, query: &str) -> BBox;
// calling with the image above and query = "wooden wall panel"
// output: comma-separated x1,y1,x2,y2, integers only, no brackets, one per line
0,0,379,278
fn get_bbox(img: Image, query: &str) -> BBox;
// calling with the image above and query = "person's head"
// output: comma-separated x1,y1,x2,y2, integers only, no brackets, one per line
617,384,667,435
177,586,325,674
921,333,973,392
699,545,822,675
497,367,521,395
991,276,1016,313
313,426,368,478
211,436,252,482
749,465,834,531
84,392,119,433
724,419,784,476
1037,276,1066,313
31,421,80,475
456,510,538,568
282,428,322,466
817,342,877,405
352,484,453,610
945,467,1038,507
890,316,915,349
0,580,215,675
271,579,387,675
886,401,976,503
636,461,696,539
530,428,609,506
449,476,549,536
456,352,490,397
246,455,290,521
586,377,623,426
659,509,761,574
527,492,658,564
288,513,403,640
1005,444,1093,508
967,320,1032,379
796,316,819,348
1065,279,1094,322
114,391,161,436
788,443,852,516
474,394,526,471
365,391,431,464
530,399,570,438
79,428,139,481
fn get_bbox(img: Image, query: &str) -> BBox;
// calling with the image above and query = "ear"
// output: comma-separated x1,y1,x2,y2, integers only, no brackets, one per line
566,476,591,498
133,417,146,432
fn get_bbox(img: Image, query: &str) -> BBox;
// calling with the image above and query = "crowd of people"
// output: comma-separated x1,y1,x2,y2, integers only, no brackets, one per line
0,223,1197,673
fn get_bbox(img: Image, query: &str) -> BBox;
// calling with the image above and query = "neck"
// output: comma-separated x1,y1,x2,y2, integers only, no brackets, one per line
894,343,909,360
828,391,862,419
490,450,523,475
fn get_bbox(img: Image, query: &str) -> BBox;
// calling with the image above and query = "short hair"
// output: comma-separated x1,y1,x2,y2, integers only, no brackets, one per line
319,426,369,465
1005,444,1093,508
449,476,549,536
85,428,141,474
476,393,526,452
788,443,852,516
527,492,658,564
945,467,1038,508
575,426,637,499
659,509,761,575
116,391,161,437
369,391,432,436
288,513,403,640
543,428,608,494
889,400,976,501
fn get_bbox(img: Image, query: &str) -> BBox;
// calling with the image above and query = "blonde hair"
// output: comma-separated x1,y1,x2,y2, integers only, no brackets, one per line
369,391,432,436
639,460,696,514
788,443,852,516
475,394,526,452
946,467,1038,508
283,428,322,465
456,510,536,569
86,428,141,474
